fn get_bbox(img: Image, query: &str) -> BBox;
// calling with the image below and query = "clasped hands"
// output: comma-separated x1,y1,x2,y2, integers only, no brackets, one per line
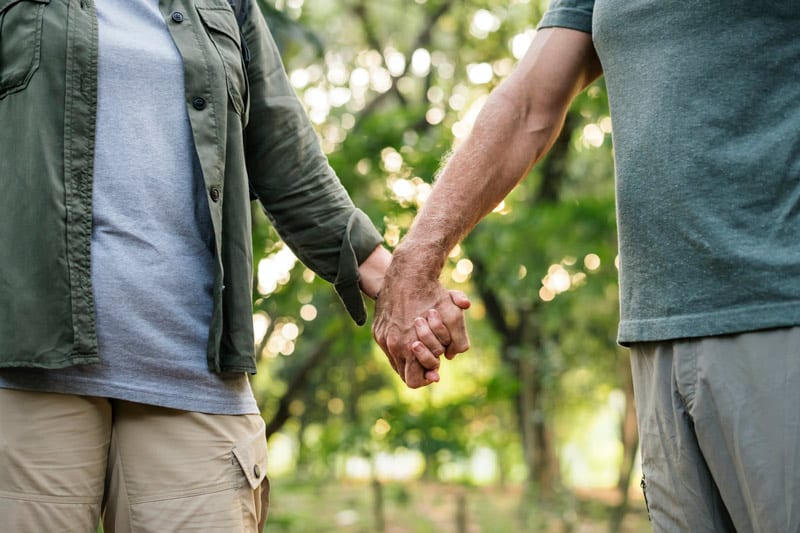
372,263,471,389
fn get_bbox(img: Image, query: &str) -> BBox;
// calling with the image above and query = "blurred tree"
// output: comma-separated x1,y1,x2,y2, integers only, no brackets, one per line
251,0,634,529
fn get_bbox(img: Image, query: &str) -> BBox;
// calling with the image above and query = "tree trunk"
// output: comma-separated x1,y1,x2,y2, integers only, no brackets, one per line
518,350,560,499
372,477,385,532
264,339,332,439
518,352,539,494
609,356,639,532
455,492,468,533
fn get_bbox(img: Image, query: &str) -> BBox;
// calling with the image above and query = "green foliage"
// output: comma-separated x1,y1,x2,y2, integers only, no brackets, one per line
250,1,637,524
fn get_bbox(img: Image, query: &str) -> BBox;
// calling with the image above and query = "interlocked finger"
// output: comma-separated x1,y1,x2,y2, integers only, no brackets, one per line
413,317,445,362
424,309,452,348
438,306,470,360
404,355,435,388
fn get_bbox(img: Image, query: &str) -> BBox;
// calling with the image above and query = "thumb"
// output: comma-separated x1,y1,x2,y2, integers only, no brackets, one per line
449,290,471,310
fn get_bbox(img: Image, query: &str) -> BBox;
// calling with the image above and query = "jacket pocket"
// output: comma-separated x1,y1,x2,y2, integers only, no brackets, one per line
196,6,248,121
0,0,50,99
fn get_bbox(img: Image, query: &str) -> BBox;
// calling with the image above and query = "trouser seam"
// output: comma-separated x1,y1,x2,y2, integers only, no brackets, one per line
683,340,698,413
127,481,242,505
640,474,651,521
0,491,98,504
116,432,136,533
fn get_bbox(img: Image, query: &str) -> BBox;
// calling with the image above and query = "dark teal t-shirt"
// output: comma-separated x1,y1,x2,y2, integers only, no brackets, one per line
540,1,800,343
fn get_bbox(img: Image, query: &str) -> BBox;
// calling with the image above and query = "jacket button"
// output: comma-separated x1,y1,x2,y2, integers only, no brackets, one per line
192,97,207,110
209,186,221,202
253,464,261,478
171,11,184,22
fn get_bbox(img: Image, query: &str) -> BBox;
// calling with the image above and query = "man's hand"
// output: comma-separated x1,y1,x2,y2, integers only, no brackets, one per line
372,259,470,388
371,28,601,388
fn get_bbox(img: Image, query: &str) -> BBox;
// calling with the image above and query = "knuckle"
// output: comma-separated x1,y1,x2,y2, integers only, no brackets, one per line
386,334,404,353
426,312,442,325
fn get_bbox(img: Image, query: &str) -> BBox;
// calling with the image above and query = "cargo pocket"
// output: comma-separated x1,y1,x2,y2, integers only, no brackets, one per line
232,419,269,530
196,6,249,122
0,0,50,99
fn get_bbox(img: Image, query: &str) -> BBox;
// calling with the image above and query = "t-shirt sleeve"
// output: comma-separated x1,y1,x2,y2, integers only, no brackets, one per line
537,0,594,34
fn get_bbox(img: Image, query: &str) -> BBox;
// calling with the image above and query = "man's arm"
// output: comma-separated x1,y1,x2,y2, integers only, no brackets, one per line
373,27,602,387
360,244,471,384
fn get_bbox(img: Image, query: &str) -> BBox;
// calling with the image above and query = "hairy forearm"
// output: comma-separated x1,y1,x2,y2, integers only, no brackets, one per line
394,90,564,277
373,28,599,388
392,28,600,280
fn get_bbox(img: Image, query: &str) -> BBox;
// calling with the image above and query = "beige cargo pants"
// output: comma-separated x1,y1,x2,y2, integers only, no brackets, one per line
0,390,269,533
631,326,800,532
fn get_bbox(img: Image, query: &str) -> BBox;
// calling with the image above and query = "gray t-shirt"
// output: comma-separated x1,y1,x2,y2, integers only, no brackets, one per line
0,0,257,414
540,0,800,343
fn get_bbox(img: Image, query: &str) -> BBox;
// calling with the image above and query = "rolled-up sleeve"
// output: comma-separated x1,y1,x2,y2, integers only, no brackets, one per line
538,0,594,34
242,3,383,324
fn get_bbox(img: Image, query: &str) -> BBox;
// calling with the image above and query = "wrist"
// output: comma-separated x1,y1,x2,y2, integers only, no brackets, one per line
358,245,391,299
390,242,447,283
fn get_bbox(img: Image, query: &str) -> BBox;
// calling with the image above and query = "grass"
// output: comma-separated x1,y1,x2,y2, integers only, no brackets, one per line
266,479,650,532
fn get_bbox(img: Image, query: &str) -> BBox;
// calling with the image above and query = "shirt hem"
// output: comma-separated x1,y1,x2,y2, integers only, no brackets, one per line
0,354,99,370
0,378,259,416
618,301,800,345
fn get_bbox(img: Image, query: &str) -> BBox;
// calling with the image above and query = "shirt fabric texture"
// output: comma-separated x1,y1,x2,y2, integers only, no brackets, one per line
539,0,800,343
0,0,257,414
0,0,383,374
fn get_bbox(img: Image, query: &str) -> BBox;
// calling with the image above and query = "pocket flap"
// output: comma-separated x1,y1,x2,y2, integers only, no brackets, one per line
232,423,268,490
0,0,49,14
196,7,241,46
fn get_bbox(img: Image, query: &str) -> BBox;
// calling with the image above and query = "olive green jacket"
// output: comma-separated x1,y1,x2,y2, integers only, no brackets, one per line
0,0,382,373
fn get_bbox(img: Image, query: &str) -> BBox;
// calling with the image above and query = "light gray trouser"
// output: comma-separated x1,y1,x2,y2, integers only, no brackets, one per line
630,326,800,533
